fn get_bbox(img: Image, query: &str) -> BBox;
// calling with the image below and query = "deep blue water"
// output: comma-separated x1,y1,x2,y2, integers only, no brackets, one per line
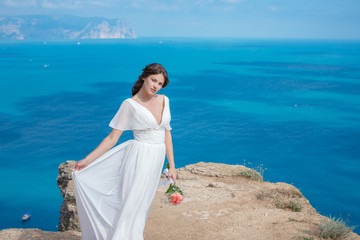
0,38,359,233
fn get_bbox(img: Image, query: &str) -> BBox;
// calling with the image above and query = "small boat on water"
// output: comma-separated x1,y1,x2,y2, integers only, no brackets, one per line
21,213,31,221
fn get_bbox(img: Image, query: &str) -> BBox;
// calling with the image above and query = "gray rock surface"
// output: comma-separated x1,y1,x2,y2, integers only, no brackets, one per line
57,160,79,231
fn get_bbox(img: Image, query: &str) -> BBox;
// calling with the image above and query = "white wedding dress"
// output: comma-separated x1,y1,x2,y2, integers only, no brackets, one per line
72,95,172,240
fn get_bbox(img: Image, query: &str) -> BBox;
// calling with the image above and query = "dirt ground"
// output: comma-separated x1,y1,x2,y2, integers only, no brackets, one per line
1,162,359,240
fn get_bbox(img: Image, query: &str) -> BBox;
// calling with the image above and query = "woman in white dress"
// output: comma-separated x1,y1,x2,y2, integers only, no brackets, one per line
71,63,177,240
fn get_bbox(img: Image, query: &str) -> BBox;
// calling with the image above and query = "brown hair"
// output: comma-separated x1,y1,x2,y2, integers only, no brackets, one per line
131,63,169,96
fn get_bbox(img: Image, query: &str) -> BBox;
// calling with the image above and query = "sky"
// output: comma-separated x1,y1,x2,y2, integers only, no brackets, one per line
0,0,360,39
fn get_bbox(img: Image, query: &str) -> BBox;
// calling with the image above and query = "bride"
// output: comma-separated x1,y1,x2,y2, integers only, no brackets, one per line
72,63,177,240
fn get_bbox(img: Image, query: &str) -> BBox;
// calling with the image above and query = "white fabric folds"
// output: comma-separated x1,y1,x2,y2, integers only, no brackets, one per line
158,168,174,187
109,96,172,131
72,95,172,240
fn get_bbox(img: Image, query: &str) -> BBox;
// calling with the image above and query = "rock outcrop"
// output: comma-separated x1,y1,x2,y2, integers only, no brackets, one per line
1,161,359,240
0,15,136,40
57,161,80,232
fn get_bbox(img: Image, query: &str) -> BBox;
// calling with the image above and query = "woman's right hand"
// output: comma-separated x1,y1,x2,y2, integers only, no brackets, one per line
72,159,90,172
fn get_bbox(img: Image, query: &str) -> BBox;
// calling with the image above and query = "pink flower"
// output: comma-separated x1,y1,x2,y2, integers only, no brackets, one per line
169,192,183,205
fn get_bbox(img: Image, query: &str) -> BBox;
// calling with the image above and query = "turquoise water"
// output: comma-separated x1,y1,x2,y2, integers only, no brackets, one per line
0,38,359,233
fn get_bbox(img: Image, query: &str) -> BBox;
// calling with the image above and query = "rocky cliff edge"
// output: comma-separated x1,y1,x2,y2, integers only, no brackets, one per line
1,161,359,240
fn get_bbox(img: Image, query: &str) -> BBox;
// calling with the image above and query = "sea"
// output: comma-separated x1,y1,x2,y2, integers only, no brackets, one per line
0,38,359,234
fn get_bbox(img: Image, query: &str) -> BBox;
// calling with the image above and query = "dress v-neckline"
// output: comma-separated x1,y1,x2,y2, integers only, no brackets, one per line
128,95,165,126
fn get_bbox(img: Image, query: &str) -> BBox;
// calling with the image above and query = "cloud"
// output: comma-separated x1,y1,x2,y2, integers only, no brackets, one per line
1,0,243,13
220,0,243,3
2,0,115,9
91,1,114,7
267,6,279,12
129,0,185,11
41,0,111,8
3,0,37,7
41,0,80,8
130,0,181,11
128,0,243,12
150,3,179,11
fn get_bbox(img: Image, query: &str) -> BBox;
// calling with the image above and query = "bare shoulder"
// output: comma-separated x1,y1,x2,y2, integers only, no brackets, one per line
155,94,166,101
158,94,168,100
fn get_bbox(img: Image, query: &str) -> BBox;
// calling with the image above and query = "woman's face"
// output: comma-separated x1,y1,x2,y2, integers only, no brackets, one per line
142,74,165,95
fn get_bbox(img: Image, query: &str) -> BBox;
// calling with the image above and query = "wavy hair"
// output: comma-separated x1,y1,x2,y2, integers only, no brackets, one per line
131,63,169,96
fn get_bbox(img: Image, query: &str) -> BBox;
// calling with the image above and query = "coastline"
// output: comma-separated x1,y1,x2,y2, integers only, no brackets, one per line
1,161,359,240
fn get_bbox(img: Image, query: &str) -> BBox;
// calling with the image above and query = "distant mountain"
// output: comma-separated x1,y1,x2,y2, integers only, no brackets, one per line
0,15,137,40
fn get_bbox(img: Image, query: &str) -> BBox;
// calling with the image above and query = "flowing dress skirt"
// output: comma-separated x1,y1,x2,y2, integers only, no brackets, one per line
72,139,166,240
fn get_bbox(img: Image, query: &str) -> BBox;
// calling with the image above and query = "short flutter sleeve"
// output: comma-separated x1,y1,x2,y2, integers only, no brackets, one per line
109,100,135,131
164,96,172,130
164,121,172,130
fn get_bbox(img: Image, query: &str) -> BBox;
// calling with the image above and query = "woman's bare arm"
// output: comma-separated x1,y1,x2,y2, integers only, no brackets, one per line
73,129,123,171
165,129,177,184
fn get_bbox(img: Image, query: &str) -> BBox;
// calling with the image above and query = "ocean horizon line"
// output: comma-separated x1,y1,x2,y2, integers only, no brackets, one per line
1,37,360,44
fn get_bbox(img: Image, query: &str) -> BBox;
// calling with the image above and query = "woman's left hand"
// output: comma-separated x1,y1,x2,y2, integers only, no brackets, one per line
168,167,177,184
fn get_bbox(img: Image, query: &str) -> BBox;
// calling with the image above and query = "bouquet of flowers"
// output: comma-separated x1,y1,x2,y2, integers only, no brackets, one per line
163,163,184,205
165,183,183,205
